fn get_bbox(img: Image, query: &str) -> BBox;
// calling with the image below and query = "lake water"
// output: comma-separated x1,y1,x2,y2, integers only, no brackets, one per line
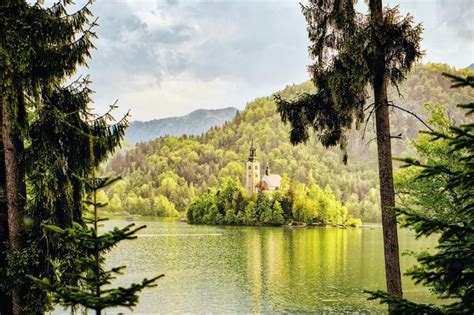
55,220,439,314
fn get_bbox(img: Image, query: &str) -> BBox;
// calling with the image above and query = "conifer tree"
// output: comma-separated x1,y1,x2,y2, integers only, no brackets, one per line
275,0,423,300
29,137,163,314
0,134,10,315
367,73,474,313
23,81,129,313
0,1,128,313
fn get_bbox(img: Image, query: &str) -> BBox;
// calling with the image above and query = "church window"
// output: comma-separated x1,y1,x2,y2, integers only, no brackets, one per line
248,166,251,170
255,165,258,170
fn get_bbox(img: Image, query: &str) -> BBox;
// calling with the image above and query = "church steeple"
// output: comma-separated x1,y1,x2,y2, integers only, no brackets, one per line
248,138,256,162
245,139,260,196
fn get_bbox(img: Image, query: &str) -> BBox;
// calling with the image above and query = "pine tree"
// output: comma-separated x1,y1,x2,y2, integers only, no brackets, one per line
367,73,474,313
0,3,29,311
24,81,129,313
0,1,128,312
29,178,163,314
275,0,423,301
29,136,163,314
0,129,10,315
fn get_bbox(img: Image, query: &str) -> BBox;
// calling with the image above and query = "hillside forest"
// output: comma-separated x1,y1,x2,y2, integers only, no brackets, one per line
104,63,474,224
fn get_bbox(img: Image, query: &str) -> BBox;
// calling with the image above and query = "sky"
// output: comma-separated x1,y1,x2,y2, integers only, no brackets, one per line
58,0,474,121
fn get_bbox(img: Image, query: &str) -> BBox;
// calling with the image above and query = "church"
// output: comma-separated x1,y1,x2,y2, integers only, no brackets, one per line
245,140,282,196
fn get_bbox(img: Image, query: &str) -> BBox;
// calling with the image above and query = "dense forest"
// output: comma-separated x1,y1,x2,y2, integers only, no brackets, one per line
104,64,474,223
186,177,362,227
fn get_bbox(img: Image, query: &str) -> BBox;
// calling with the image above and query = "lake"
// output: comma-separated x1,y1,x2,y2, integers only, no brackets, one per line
55,220,439,314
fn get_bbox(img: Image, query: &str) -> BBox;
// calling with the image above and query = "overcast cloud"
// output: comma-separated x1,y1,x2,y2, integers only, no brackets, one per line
65,0,474,121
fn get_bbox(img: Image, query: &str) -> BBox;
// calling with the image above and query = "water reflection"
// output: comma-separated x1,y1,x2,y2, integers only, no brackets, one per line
53,221,438,314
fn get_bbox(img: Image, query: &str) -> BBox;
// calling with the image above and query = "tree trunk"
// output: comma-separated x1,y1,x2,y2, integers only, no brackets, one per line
1,3,28,314
374,78,403,299
0,97,13,315
2,78,27,315
370,0,403,305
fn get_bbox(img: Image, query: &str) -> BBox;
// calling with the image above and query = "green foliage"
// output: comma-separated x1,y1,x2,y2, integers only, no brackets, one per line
345,217,362,228
106,65,472,223
395,103,460,221
367,74,474,313
153,195,179,217
187,177,356,227
106,87,378,221
0,243,49,314
275,1,423,158
271,201,285,225
0,1,129,312
29,175,163,314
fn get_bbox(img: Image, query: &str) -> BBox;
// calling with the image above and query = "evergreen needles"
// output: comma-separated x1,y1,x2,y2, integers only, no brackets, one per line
0,1,161,312
29,175,163,314
275,0,424,300
367,73,474,313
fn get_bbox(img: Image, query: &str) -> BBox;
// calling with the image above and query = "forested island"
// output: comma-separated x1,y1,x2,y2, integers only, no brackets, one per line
186,178,362,227
104,64,473,224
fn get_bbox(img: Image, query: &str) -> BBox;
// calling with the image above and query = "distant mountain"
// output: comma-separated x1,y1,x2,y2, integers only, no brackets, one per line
125,107,238,143
467,63,474,71
107,63,474,222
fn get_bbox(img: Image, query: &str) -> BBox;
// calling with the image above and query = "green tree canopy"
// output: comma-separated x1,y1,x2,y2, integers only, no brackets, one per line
368,73,474,313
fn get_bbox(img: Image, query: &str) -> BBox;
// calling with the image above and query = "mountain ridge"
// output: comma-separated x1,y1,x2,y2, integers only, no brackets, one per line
125,107,238,143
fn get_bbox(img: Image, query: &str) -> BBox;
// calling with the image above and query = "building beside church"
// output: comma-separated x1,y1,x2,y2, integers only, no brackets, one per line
245,140,281,196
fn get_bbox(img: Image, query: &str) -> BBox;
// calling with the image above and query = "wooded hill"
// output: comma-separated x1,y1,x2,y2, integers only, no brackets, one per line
104,63,474,222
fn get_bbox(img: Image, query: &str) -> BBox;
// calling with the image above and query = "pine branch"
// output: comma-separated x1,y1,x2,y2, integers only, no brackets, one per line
388,102,434,132
442,72,474,88
362,102,378,140
366,290,442,315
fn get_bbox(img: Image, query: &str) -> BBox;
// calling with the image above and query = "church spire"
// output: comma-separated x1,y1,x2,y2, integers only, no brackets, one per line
248,138,256,162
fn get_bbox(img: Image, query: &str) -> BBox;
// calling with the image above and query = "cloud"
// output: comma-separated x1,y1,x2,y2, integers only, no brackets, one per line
71,0,473,121
385,0,473,68
165,0,179,6
101,72,281,121
101,0,310,84
82,0,311,119
435,0,474,41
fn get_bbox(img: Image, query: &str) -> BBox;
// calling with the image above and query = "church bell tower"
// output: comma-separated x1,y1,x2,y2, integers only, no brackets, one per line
245,139,260,196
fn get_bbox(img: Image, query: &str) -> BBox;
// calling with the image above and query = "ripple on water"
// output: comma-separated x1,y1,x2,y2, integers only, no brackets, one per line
52,220,439,314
